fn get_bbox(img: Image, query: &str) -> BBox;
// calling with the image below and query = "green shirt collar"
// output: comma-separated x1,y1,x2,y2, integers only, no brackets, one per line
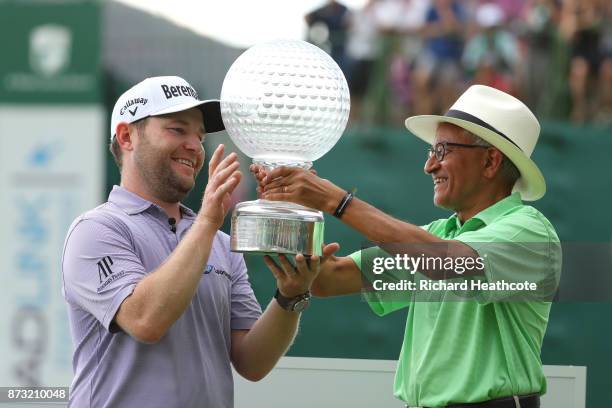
444,192,523,236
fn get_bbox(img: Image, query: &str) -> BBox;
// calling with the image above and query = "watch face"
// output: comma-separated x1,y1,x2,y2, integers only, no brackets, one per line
292,298,310,313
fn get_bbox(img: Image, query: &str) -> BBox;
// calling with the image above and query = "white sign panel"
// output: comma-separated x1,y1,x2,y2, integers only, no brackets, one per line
0,105,104,386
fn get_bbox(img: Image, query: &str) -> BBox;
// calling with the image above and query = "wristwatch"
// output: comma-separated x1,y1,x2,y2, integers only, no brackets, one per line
274,288,311,312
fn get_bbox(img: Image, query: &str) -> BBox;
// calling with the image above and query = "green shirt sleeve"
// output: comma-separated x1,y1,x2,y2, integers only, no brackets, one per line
454,208,561,304
349,246,413,316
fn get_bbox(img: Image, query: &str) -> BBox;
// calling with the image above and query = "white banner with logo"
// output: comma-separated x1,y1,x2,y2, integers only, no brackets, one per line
0,106,104,386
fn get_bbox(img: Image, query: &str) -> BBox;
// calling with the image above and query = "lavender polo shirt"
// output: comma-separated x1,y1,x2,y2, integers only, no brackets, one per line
61,186,262,408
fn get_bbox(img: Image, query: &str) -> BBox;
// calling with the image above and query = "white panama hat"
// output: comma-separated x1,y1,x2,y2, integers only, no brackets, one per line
110,76,224,140
405,85,545,201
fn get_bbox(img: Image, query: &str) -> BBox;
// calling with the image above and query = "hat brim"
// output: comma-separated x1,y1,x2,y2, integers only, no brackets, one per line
405,115,546,201
153,99,225,133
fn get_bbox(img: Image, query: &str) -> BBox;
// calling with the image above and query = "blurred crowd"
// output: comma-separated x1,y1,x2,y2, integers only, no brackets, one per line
305,0,612,127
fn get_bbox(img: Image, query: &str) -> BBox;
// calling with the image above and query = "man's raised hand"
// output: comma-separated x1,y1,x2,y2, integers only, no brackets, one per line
198,144,242,229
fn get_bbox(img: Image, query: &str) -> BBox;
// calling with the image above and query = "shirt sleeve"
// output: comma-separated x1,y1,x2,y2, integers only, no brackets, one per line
453,211,561,304
62,216,147,332
229,252,262,330
349,222,443,316
349,246,413,317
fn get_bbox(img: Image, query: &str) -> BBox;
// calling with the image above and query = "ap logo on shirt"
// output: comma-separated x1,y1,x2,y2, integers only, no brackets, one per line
96,256,127,293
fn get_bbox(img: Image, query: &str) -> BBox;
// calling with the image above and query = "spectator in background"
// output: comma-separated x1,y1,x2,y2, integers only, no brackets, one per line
460,0,525,41
413,0,466,115
462,3,520,95
337,0,610,127
386,0,430,121
561,0,610,123
495,0,527,23
344,0,381,124
364,0,431,126
592,1,612,125
523,0,559,114
305,0,350,73
345,0,430,127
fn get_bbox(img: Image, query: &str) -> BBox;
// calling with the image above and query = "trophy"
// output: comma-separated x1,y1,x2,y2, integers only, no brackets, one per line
220,39,350,256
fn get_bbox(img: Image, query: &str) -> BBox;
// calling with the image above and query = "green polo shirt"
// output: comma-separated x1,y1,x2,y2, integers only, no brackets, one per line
349,193,561,407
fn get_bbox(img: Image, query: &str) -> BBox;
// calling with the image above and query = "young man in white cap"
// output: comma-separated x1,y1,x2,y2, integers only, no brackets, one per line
62,76,326,408
255,85,561,407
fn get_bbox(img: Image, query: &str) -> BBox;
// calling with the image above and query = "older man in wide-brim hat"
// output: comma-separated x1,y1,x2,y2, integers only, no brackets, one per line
256,85,561,408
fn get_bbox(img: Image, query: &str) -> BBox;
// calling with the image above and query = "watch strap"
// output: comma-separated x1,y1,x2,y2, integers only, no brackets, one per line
274,288,310,312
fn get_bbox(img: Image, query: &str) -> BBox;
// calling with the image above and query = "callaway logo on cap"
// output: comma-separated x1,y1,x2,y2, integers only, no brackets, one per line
110,76,225,140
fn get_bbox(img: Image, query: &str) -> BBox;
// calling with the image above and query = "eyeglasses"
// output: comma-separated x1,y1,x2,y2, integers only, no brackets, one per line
427,142,489,162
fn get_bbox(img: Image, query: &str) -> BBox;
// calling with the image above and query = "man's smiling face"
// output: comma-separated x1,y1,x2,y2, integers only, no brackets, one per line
132,107,205,203
424,122,489,212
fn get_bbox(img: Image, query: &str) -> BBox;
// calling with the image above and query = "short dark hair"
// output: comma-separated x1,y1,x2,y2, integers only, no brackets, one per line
109,117,149,171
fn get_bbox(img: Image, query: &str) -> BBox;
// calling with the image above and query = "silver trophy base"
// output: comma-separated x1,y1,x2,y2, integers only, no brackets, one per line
230,199,324,256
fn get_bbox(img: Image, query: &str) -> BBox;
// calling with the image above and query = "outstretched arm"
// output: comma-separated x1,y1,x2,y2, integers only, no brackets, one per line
253,166,481,280
255,165,443,244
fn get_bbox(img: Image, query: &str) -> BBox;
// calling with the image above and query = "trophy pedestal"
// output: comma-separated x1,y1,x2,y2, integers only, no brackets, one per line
230,199,324,256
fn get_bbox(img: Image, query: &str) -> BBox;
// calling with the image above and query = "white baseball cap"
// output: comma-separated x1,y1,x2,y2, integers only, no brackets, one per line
110,76,224,140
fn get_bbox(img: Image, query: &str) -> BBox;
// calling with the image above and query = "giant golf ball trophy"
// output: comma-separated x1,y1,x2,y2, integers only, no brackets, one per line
221,40,350,256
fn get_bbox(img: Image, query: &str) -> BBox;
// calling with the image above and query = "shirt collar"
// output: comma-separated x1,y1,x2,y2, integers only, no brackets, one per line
108,185,197,218
471,192,522,226
444,192,523,235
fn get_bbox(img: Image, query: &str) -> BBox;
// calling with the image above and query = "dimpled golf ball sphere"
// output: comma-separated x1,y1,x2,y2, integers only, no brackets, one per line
220,39,350,166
